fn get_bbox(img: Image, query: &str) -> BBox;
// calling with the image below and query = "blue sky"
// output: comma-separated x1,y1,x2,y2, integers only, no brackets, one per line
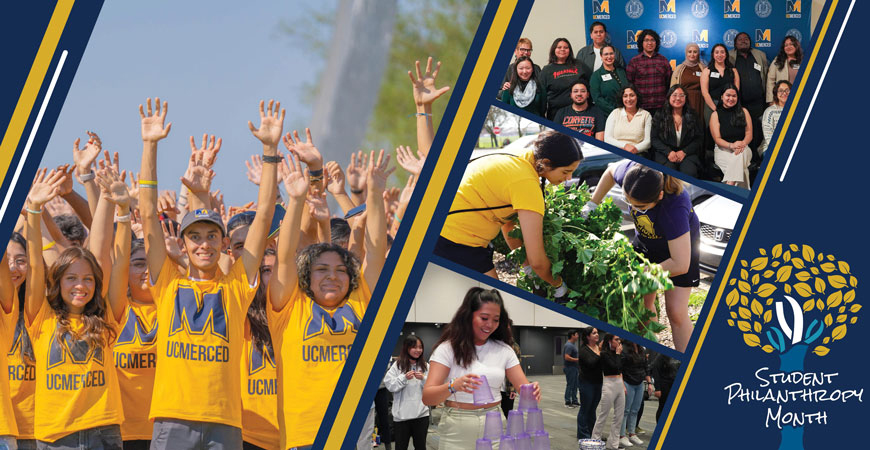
43,1,335,206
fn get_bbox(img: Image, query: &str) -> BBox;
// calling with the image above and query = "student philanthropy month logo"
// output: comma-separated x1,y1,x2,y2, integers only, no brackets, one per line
722,244,863,449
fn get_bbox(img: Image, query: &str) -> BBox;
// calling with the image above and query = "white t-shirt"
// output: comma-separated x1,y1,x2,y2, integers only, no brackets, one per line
593,47,603,71
429,340,520,404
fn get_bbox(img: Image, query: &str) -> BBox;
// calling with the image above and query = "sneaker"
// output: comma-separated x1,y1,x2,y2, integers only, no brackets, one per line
565,402,574,408
619,436,634,447
571,401,581,407
635,426,646,435
629,435,644,445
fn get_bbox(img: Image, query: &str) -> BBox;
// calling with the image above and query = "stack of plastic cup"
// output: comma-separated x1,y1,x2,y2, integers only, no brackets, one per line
473,375,495,405
531,431,550,450
517,384,538,412
525,408,544,434
483,410,502,440
506,410,525,437
500,435,516,450
476,438,493,450
514,432,532,450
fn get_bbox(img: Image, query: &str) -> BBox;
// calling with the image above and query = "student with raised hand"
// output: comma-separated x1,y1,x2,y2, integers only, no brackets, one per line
409,57,450,156
4,232,34,449
138,98,279,450
24,167,124,447
0,240,21,450
267,147,391,449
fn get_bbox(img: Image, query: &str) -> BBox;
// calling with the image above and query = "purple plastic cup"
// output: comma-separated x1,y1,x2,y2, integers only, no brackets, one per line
506,410,525,437
525,408,544,433
515,432,532,450
472,375,496,404
476,438,493,450
483,410,503,440
517,383,538,412
500,435,516,450
531,431,550,450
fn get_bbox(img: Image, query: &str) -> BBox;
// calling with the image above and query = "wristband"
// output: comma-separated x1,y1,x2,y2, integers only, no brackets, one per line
26,207,42,215
447,378,456,394
139,179,158,186
42,241,55,251
350,188,364,195
309,175,324,184
261,154,282,164
412,112,432,117
308,168,324,177
78,171,95,182
393,214,402,224
115,213,132,222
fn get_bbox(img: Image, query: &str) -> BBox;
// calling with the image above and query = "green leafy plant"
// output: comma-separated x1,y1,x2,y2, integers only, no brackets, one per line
507,183,671,340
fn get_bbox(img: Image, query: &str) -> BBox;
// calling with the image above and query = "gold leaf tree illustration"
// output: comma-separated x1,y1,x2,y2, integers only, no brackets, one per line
723,244,860,450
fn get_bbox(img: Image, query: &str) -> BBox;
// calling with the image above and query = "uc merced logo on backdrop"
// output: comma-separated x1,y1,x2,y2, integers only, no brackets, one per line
786,0,802,18
723,244,863,450
592,1,611,19
756,0,773,18
755,29,772,47
659,0,676,18
692,0,709,18
724,0,741,18
693,29,710,48
626,0,644,19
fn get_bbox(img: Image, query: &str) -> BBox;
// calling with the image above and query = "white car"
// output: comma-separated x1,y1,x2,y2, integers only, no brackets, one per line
694,195,743,274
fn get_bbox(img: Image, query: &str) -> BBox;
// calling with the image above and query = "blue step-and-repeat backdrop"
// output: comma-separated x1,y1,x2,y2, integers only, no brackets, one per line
587,0,812,65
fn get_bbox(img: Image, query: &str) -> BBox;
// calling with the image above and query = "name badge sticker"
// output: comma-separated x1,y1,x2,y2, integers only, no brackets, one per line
602,73,613,81
711,72,721,79
754,63,762,71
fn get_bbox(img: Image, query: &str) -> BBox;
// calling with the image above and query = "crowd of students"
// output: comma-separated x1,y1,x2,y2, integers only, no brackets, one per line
499,23,803,189
0,57,448,450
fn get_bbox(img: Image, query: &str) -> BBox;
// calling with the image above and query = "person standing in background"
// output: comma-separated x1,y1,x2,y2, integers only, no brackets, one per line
563,330,580,408
729,32,769,154
576,21,625,76
626,30,672,119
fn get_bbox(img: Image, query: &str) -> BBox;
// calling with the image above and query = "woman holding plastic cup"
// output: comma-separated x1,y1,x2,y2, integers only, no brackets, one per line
384,336,430,450
423,288,541,449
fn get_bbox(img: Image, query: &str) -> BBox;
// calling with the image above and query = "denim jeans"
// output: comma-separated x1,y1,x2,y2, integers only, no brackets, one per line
563,366,579,404
36,425,121,450
621,381,645,436
577,380,602,438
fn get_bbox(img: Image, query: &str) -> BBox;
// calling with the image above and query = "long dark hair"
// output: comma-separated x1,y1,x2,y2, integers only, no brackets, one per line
615,85,643,110
579,326,597,346
773,36,802,70
47,247,117,352
600,333,620,355
548,38,576,65
532,130,584,189
653,85,700,142
397,335,427,373
435,288,514,368
509,56,538,91
708,43,735,76
247,248,275,354
10,233,34,364
623,163,684,204
637,29,660,54
717,83,747,129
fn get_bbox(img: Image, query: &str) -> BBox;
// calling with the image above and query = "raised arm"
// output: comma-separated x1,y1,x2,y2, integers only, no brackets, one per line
346,151,368,207
362,150,393,287
139,98,173,278
72,132,104,217
95,165,132,322
325,161,356,215
24,168,65,321
409,57,450,157
242,100,282,282
89,161,118,298
269,152,309,311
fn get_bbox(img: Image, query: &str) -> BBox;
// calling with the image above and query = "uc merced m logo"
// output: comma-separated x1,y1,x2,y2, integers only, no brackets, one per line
692,0,709,18
786,0,802,18
659,0,676,18
625,0,644,19
755,0,772,17
693,29,710,48
592,0,611,19
755,29,772,48
724,0,741,18
660,30,677,49
303,302,361,340
169,287,229,342
48,329,105,369
723,244,862,450
626,30,640,50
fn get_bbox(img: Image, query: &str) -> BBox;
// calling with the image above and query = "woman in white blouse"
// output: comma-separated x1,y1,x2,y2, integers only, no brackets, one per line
759,80,790,156
422,288,541,449
604,85,652,158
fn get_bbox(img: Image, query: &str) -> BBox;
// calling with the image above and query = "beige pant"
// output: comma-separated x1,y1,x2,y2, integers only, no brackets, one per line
437,406,501,450
592,377,625,450
714,144,752,188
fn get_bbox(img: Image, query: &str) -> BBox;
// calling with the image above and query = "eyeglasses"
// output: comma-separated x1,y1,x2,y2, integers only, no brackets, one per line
671,93,686,98
777,89,791,94
518,47,532,53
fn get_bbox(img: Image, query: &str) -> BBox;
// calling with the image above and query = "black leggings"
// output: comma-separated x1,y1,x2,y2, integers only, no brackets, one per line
393,416,429,450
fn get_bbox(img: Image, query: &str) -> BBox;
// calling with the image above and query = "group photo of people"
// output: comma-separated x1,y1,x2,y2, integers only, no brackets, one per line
498,0,818,191
0,52,449,449
368,263,683,450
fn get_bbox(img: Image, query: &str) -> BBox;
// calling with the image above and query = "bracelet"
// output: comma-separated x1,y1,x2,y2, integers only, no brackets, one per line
447,378,456,394
394,213,402,224
261,154,282,164
115,213,132,222
78,171,95,182
25,207,42,214
350,188,364,195
308,168,324,177
42,241,55,251
412,112,432,117
139,179,158,186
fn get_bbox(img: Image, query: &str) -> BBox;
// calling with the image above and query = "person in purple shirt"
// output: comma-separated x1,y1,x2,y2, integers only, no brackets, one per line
626,30,672,119
581,161,699,352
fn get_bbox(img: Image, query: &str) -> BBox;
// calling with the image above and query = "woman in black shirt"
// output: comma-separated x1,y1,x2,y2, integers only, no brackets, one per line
592,333,625,450
576,327,602,439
